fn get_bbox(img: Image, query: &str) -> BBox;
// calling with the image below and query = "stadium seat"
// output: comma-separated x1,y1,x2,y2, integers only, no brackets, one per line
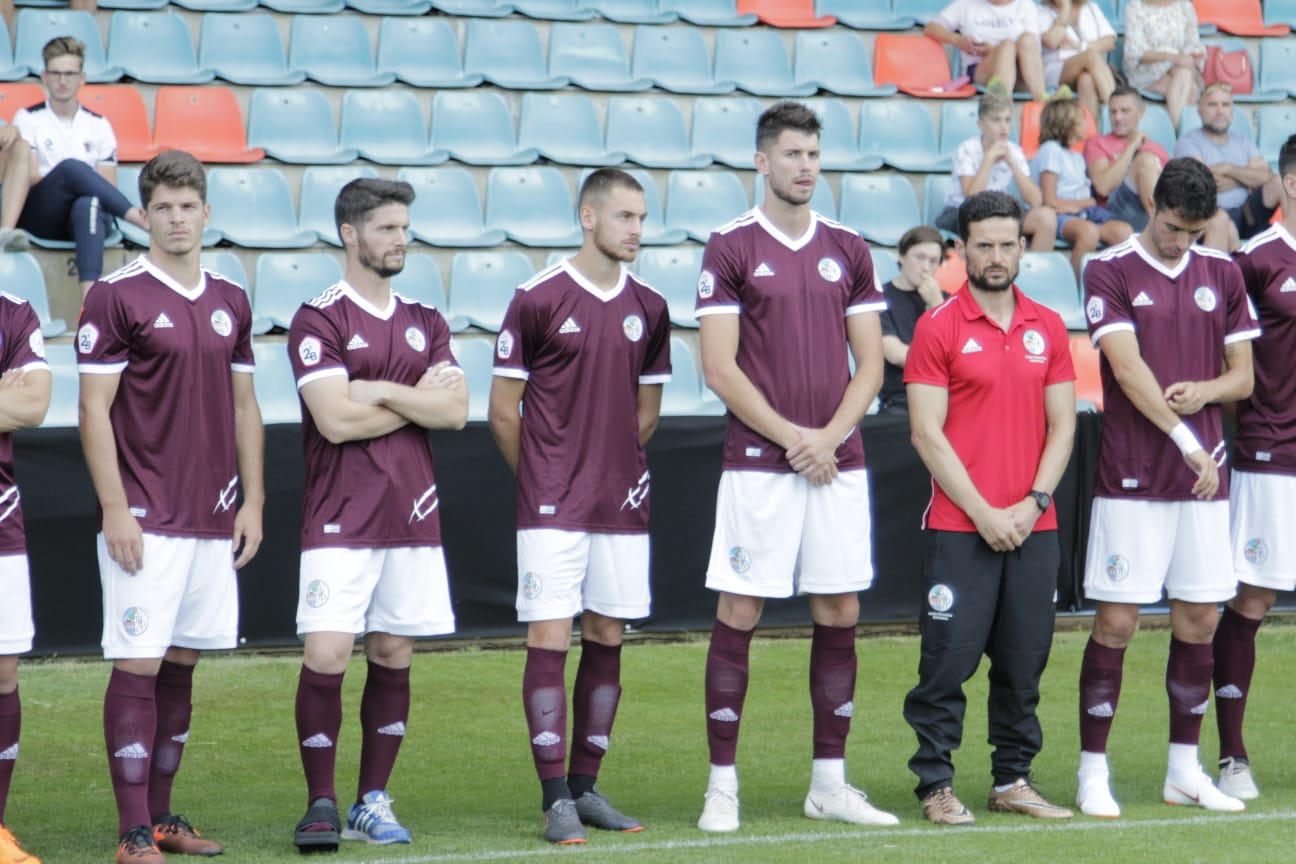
378,17,484,89
0,20,27,81
42,342,78,428
1069,333,1103,410
113,165,220,248
251,340,301,425
874,34,974,99
636,246,704,327
0,83,43,122
513,0,597,20
658,0,756,26
907,0,952,23
859,100,948,172
1266,0,1296,28
464,19,569,90
923,173,952,229
152,86,265,163
518,92,625,167
397,166,507,248
664,171,750,243
99,0,176,8
340,90,446,166
28,221,122,254
430,0,513,16
1020,101,1097,159
661,335,707,415
391,253,468,331
199,12,306,86
107,12,215,84
1177,104,1254,142
754,173,836,220
630,25,735,95
446,250,535,331
1016,252,1084,330
201,250,251,293
1258,37,1296,99
78,85,158,162
690,96,764,168
606,97,710,169
289,15,395,87
714,29,816,97
1192,0,1287,36
429,90,539,166
15,9,122,81
546,250,576,268
549,22,651,92
450,335,496,421
839,175,921,247
251,252,344,334
580,166,686,245
206,168,317,249
870,246,900,287
346,0,433,12
0,252,66,337
1198,37,1284,102
802,98,882,172
297,164,380,246
816,0,915,30
174,0,258,10
248,88,355,165
591,0,677,24
794,30,897,98
485,167,583,247
736,0,832,28
934,250,966,295
259,0,345,11
1256,106,1296,171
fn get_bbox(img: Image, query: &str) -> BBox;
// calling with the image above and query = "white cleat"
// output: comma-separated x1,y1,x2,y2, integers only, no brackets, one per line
803,784,900,826
1076,771,1121,818
1216,757,1260,801
1164,766,1245,812
698,788,740,832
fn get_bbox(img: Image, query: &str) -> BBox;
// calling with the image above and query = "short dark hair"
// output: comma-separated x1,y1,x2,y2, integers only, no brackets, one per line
578,167,644,209
956,191,1023,242
898,225,944,256
1279,134,1296,178
334,178,415,243
755,100,820,152
1109,85,1141,105
138,150,207,208
1153,157,1218,222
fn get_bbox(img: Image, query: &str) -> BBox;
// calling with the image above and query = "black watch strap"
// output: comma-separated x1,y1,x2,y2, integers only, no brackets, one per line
1029,490,1051,512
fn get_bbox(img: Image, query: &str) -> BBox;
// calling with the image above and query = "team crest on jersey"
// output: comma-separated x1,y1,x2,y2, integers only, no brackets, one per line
497,329,515,360
522,571,542,600
697,269,715,299
1022,329,1045,356
77,323,99,354
623,314,644,342
1194,286,1217,312
28,329,44,359
305,580,329,608
927,584,954,619
818,257,843,282
1106,554,1129,582
210,309,232,337
728,546,751,574
1244,538,1268,565
405,327,426,352
122,607,148,637
298,336,322,367
1086,296,1104,324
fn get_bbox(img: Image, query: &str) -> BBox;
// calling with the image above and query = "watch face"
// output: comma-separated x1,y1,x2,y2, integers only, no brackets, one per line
1033,492,1050,511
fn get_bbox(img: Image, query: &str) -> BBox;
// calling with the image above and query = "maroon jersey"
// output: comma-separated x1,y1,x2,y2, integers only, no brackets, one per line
288,282,458,550
694,208,885,473
77,257,254,537
494,260,671,533
1234,224,1296,475
1084,238,1259,500
0,295,49,554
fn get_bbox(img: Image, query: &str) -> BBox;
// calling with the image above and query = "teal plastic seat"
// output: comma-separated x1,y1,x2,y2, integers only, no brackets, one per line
430,91,539,166
714,29,816,97
1016,252,1084,330
341,90,446,166
251,340,301,425
464,18,569,90
859,100,949,172
518,92,625,166
200,12,305,86
606,97,710,169
289,15,395,87
631,25,735,95
248,89,355,164
839,174,921,247
297,165,381,246
447,251,536,332
15,9,122,80
392,253,468,332
207,168,318,249
636,246,704,327
399,167,507,248
107,11,215,83
691,97,764,168
0,252,65,337
251,252,344,334
795,30,897,97
378,17,483,88
549,22,650,91
485,167,584,247
664,171,750,243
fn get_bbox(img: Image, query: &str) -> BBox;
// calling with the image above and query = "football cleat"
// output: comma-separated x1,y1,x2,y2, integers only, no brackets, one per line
116,825,164,864
573,788,643,832
342,790,411,846
987,779,1072,819
0,824,41,864
697,788,740,833
1164,765,1245,812
153,814,223,856
1076,770,1121,818
920,786,975,826
1216,757,1260,801
543,799,586,845
804,784,899,826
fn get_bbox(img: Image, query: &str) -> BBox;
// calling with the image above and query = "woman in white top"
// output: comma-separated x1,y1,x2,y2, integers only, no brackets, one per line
1122,0,1204,128
1038,0,1118,125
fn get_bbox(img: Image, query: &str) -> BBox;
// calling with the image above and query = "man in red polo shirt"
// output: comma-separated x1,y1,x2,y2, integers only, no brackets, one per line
902,190,1076,826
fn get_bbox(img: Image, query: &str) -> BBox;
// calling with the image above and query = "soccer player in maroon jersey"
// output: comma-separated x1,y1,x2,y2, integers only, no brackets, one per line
0,278,52,864
489,168,670,845
1210,134,1296,802
693,101,896,832
904,191,1076,825
287,179,467,853
1078,157,1258,818
78,150,264,863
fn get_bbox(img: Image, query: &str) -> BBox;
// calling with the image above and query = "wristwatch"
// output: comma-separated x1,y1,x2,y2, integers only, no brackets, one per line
1028,490,1051,512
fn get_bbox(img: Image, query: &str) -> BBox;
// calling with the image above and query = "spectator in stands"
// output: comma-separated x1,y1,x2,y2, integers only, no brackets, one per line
1037,0,1118,125
1033,98,1132,280
1083,86,1169,232
925,0,1049,101
878,226,947,417
0,124,32,253
1122,0,1204,129
1175,83,1282,252
12,36,146,297
936,89,1058,252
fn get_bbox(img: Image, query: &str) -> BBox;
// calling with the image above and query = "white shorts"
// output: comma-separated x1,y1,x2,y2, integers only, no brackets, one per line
1230,469,1296,591
516,529,650,622
297,546,455,637
0,554,33,655
100,533,238,659
1083,497,1235,604
705,469,875,599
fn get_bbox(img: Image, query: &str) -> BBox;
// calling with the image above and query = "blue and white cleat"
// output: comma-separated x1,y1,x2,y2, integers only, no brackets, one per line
343,790,412,845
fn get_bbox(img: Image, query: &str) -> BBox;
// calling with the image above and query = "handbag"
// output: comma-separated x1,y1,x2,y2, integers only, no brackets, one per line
1202,45,1253,95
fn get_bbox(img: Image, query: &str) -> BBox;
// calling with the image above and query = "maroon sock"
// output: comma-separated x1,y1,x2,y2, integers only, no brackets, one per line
0,687,18,824
523,647,568,782
568,639,622,781
296,665,344,805
1078,636,1125,753
356,662,410,803
1167,636,1214,745
705,620,755,767
148,660,194,821
809,623,857,760
104,667,157,836
1213,606,1262,761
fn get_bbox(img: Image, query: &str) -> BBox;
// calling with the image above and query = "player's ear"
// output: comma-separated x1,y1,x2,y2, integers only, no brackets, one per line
578,203,596,231
339,223,357,247
753,149,769,176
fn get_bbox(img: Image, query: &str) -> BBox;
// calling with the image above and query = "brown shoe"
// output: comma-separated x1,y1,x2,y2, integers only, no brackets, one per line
153,814,223,856
921,786,976,825
987,778,1074,819
116,825,165,864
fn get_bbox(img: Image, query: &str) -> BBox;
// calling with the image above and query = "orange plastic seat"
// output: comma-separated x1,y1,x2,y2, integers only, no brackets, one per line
1273,206,1284,225
736,0,834,28
0,83,44,123
1193,0,1288,37
874,34,975,99
1019,102,1097,160
152,86,264,164
934,251,966,295
79,85,159,162
1069,333,1103,411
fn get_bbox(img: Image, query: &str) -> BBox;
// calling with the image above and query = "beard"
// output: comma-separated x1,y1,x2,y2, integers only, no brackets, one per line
967,265,1016,292
767,176,813,207
593,230,636,263
358,238,404,279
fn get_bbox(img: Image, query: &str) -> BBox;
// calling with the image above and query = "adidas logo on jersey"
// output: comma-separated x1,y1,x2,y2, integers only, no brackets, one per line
172,731,189,744
115,742,149,759
1190,700,1210,715
1282,277,1296,293
153,313,174,329
346,334,369,351
586,735,609,751
532,731,562,747
961,338,983,354
0,742,17,760
378,722,407,737
558,317,581,334
709,707,739,723
1086,702,1114,718
1132,291,1154,307
301,733,334,749
753,262,775,278
833,701,854,718
1216,684,1244,699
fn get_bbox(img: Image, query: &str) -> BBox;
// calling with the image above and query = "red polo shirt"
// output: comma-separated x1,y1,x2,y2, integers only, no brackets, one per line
904,284,1075,532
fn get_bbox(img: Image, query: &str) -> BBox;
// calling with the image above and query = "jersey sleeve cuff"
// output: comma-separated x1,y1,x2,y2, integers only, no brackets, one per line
78,360,128,374
20,360,50,373
846,300,887,316
639,373,671,384
296,367,347,389
493,367,530,381
1224,328,1261,345
231,362,255,374
1090,321,1134,346
695,305,740,317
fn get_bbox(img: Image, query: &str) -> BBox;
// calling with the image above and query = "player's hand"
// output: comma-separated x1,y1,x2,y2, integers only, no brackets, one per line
1164,381,1209,415
0,369,25,390
916,274,945,308
124,207,148,230
786,425,840,485
416,360,465,391
1185,448,1220,499
231,502,263,569
348,378,388,406
972,506,1025,552
1007,498,1043,542
985,141,1010,163
103,506,144,574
